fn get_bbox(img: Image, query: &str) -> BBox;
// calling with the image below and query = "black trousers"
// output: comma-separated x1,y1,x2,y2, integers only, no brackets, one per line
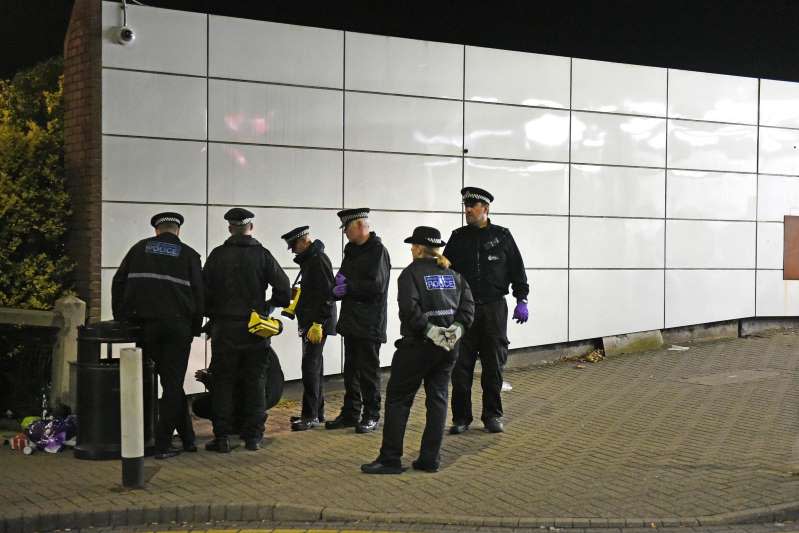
378,338,456,468
137,319,195,450
300,335,326,420
209,321,270,440
340,337,382,422
451,299,509,425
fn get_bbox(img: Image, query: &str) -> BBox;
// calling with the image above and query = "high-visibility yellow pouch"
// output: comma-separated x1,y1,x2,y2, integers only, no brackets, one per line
247,310,283,338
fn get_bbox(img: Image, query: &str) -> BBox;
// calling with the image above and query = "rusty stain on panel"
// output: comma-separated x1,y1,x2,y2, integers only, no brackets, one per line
784,216,799,280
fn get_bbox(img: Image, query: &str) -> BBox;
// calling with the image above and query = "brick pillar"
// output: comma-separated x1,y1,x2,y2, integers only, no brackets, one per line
63,0,102,321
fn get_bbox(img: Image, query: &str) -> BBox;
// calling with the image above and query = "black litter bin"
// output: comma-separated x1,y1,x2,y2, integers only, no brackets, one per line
72,320,156,460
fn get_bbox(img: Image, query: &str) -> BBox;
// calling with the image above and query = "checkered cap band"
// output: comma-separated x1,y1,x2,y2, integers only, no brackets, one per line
425,237,444,246
153,216,182,226
228,218,253,226
462,192,491,203
339,210,369,227
284,228,310,241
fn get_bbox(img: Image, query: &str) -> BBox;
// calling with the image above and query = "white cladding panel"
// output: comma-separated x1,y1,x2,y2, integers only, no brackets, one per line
665,270,755,328
572,59,666,116
346,32,462,98
465,46,570,108
102,2,207,76
571,112,667,167
571,165,665,218
569,270,664,341
668,69,758,124
209,16,343,88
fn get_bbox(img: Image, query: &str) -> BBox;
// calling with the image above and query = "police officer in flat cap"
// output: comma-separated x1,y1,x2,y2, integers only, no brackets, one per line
326,208,391,433
111,211,204,459
361,226,474,474
202,208,291,452
280,225,337,431
444,187,529,434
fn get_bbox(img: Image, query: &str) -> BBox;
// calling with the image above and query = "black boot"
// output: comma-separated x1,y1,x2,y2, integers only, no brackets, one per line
154,446,181,460
360,460,405,474
291,418,321,431
244,437,263,451
484,418,504,433
355,418,379,433
205,437,231,453
412,459,440,473
324,414,358,430
449,423,470,435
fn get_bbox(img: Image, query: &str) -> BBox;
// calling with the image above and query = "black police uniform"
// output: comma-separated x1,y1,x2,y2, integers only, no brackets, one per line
444,215,529,428
292,238,337,423
111,213,203,454
203,209,291,446
333,228,391,428
371,232,475,472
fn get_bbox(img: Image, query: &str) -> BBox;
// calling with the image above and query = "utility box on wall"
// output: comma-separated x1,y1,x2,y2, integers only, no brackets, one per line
784,216,799,280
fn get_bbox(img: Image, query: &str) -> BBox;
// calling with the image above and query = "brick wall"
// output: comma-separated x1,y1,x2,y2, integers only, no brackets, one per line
63,0,102,321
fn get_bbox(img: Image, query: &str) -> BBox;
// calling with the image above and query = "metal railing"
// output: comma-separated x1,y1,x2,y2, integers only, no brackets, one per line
0,296,86,413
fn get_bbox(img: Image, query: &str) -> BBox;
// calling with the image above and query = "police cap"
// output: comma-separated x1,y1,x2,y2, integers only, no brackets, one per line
403,226,446,247
337,207,370,229
224,207,255,226
280,225,310,249
460,186,494,205
150,211,184,228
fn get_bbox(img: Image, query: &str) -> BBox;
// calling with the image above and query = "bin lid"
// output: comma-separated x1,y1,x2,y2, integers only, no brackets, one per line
78,320,141,343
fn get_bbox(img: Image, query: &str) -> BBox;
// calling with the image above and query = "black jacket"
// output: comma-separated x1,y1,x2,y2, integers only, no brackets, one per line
294,239,337,335
111,232,204,334
336,232,391,343
203,234,291,320
443,220,529,304
398,258,475,339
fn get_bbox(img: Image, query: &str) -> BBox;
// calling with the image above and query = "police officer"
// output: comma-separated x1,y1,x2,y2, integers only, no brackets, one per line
280,226,337,431
444,187,529,434
203,208,291,452
326,208,391,433
361,226,474,474
111,212,204,459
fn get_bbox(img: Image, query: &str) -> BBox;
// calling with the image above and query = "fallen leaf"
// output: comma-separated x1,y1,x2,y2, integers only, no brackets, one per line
584,349,605,363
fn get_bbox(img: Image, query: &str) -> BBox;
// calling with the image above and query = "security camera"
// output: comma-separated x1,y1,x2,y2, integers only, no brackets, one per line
116,25,136,46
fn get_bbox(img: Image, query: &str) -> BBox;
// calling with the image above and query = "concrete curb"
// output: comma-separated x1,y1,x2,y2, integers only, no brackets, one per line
3,500,798,531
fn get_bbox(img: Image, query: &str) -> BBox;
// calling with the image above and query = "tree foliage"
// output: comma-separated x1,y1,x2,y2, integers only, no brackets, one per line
0,57,73,309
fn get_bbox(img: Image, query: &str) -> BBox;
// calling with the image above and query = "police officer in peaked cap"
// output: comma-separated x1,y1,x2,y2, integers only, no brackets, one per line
280,225,337,431
326,208,391,434
444,187,530,434
202,207,291,452
111,211,204,459
361,226,474,474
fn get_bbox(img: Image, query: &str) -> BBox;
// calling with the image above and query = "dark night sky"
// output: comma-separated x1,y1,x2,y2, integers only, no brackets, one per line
2,0,799,82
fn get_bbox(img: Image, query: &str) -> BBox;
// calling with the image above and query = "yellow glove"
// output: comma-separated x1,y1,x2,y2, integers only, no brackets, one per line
306,322,324,344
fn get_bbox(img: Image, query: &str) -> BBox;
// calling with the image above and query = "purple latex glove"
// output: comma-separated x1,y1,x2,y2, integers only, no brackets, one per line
512,300,529,324
332,272,348,299
332,281,348,299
